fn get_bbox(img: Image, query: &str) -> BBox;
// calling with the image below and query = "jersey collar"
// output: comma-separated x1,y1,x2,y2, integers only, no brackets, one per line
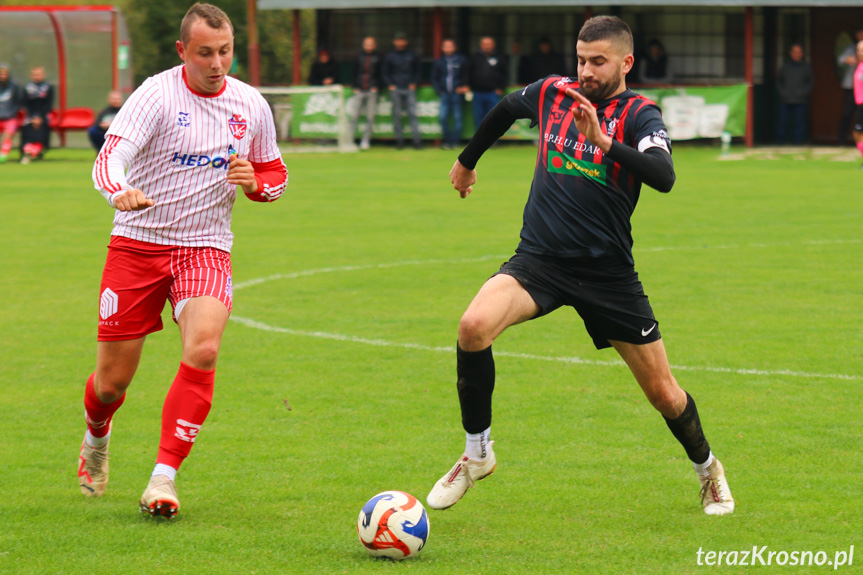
181,66,227,98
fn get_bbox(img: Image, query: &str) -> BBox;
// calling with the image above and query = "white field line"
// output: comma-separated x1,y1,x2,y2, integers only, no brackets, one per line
229,316,860,382
233,238,861,291
231,241,862,382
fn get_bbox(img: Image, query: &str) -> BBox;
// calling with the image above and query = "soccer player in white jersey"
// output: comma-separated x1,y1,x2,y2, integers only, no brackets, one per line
77,3,288,519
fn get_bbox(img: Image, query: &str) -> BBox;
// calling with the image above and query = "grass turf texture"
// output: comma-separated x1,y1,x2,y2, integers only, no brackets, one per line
1,146,860,574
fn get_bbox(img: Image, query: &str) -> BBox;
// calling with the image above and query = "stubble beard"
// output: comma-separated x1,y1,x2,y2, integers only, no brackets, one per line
578,75,622,102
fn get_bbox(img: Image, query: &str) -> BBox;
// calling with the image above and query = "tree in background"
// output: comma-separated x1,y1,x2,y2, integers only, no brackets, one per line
0,0,321,87
257,9,317,85
126,0,316,86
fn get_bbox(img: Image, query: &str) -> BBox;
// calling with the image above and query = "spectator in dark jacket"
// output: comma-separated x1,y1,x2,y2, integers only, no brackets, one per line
0,63,22,163
639,39,673,84
776,44,814,145
20,66,54,164
432,38,469,149
469,37,509,126
350,36,382,150
383,31,422,149
308,49,339,86
526,37,566,83
88,90,124,152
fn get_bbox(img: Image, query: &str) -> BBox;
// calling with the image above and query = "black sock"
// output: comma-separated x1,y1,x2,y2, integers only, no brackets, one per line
456,343,495,434
664,391,711,464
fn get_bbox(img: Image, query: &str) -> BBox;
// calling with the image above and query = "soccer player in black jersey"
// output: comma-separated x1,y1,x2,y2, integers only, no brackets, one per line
427,16,734,516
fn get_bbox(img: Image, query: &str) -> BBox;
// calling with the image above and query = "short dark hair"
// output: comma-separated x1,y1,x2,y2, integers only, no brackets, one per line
180,3,233,45
578,16,634,55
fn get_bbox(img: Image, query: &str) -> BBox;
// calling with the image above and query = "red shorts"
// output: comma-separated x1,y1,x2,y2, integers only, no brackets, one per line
97,236,233,341
0,117,18,135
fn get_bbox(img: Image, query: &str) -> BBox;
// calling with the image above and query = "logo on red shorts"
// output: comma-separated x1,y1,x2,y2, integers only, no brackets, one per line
100,288,118,320
228,114,247,140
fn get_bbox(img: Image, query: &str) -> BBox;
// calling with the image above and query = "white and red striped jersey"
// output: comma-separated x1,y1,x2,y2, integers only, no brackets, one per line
93,65,286,253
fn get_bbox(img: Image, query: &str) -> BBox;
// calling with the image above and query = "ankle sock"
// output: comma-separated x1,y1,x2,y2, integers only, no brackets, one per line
465,427,491,461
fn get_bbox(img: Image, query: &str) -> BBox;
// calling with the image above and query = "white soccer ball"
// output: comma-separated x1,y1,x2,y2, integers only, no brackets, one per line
357,490,430,560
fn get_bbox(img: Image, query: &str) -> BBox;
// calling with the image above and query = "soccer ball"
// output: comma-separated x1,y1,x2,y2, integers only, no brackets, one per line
357,490,430,560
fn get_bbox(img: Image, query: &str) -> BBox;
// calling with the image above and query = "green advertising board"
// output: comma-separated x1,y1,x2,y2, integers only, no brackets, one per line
287,83,747,142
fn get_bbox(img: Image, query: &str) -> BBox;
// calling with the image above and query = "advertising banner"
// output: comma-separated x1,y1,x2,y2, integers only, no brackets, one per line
288,83,747,142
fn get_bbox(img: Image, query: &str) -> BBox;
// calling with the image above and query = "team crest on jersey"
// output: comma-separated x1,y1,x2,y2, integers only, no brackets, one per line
554,77,573,88
549,108,566,125
177,112,191,128
228,114,247,139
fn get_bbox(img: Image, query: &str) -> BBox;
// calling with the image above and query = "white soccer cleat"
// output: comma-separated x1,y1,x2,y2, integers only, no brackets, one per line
139,475,180,519
427,441,496,510
78,434,110,497
698,458,735,515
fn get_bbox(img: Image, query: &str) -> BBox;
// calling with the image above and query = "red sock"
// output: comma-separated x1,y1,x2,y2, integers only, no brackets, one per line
857,140,863,159
1,139,12,156
157,362,215,470
84,373,126,438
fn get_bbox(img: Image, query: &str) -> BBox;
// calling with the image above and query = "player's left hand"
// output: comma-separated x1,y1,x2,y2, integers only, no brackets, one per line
450,159,476,198
565,88,613,153
227,154,258,195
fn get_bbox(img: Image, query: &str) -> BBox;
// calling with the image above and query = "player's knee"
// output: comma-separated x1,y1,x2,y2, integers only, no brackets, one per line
94,376,130,403
647,383,684,418
458,312,494,350
185,340,221,369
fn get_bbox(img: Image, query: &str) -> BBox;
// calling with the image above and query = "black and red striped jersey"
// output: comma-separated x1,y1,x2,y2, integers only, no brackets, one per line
508,75,672,265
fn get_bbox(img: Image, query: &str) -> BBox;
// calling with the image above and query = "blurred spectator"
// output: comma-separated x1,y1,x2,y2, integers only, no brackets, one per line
383,31,422,149
88,90,124,152
776,44,814,145
308,49,339,86
432,38,469,149
20,66,53,164
639,39,672,84
0,63,22,163
510,40,531,85
837,29,863,145
470,37,509,126
527,37,566,82
350,36,381,150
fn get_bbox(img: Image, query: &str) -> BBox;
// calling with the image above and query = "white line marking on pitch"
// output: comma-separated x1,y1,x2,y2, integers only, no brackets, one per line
230,315,860,382
233,238,861,290
231,242,862,382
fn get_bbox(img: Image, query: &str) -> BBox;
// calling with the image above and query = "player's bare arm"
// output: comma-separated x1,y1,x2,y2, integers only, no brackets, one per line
113,189,155,212
227,154,258,195
450,160,477,198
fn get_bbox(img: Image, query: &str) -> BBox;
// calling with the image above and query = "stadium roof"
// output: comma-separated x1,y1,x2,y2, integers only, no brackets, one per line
259,0,861,8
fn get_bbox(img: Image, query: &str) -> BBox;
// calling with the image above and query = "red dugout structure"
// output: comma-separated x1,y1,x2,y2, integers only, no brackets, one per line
0,5,132,144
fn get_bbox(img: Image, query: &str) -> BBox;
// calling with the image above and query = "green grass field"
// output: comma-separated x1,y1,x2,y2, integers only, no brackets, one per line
1,145,861,574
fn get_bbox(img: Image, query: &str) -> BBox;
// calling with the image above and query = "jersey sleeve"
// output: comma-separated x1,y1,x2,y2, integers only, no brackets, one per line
247,91,282,164
507,76,556,124
630,101,672,156
457,78,555,169
245,90,287,201
92,135,141,206
105,77,164,150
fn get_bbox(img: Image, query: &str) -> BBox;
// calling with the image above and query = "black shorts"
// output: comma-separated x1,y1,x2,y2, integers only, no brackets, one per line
854,104,863,133
493,252,661,350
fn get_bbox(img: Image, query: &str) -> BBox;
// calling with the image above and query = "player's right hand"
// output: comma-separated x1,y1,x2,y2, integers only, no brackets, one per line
112,189,154,211
450,159,476,198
